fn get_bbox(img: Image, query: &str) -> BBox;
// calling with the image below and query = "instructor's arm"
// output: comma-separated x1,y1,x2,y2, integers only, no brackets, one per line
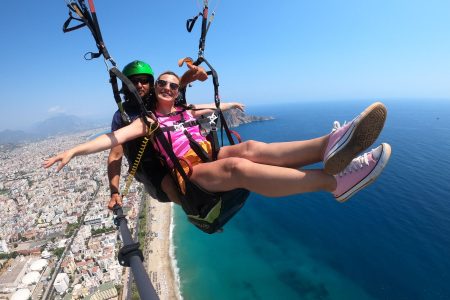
108,145,124,209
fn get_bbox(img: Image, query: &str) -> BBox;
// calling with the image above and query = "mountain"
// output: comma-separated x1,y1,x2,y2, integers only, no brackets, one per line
29,114,106,136
0,111,272,145
0,114,108,144
0,129,33,144
223,109,274,128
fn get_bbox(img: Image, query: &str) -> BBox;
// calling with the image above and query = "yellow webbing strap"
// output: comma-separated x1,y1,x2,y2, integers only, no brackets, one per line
70,3,85,19
121,122,159,197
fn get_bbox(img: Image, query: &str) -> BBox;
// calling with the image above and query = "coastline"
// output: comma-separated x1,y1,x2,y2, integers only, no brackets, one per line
144,195,181,300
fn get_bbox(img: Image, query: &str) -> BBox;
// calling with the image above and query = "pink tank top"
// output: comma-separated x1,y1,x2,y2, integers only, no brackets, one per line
156,108,206,167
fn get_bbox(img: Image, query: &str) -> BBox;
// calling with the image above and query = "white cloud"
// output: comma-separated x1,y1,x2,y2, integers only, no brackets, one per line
48,106,66,114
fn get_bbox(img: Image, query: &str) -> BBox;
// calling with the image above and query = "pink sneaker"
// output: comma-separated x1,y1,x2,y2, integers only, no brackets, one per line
333,143,391,202
324,102,387,175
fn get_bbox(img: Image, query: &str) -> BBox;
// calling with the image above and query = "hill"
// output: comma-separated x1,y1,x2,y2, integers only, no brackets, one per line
0,110,272,144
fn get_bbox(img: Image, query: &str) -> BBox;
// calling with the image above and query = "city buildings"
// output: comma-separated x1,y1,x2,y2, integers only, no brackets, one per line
0,129,143,299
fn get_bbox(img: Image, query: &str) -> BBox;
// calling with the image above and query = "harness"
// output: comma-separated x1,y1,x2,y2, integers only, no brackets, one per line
149,3,250,233
151,107,248,233
62,0,249,234
155,116,249,234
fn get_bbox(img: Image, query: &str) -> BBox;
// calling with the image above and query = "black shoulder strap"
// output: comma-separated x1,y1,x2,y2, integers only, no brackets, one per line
154,129,189,182
109,69,130,124
219,110,236,146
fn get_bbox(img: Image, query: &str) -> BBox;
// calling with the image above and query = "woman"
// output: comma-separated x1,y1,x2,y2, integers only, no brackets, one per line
44,71,391,203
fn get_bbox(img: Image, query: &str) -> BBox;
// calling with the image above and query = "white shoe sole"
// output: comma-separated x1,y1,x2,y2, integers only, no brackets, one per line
335,143,392,202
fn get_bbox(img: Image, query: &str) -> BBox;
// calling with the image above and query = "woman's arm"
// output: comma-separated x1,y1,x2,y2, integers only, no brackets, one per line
44,118,149,171
190,102,245,118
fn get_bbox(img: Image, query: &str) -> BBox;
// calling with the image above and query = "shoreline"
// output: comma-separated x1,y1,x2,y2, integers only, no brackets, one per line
169,205,183,300
144,195,182,300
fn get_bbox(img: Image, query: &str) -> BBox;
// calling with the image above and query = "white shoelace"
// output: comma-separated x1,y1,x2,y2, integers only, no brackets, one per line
338,152,370,177
332,120,347,132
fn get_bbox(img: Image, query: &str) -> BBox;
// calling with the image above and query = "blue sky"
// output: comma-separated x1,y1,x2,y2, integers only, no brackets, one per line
0,0,449,131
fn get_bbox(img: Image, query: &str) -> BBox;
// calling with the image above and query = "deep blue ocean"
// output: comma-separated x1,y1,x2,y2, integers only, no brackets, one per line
172,99,450,300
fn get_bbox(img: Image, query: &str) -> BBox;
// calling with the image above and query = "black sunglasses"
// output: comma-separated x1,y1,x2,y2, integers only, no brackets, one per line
130,77,151,85
156,79,180,91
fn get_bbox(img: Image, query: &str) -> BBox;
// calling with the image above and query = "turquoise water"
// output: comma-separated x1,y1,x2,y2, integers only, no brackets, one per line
173,99,450,300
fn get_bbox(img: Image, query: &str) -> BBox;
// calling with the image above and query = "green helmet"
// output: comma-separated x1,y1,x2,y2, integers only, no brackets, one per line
122,60,154,79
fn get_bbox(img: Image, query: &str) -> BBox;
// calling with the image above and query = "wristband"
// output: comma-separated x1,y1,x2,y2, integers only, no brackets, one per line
110,191,120,197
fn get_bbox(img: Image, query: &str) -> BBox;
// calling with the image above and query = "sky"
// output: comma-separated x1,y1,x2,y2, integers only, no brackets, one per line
0,0,449,131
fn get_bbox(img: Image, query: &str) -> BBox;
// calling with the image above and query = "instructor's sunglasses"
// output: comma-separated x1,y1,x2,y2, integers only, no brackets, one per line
130,77,151,85
156,79,180,91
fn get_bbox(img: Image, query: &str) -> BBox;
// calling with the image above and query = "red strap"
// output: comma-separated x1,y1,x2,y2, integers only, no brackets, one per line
230,130,242,143
88,0,96,12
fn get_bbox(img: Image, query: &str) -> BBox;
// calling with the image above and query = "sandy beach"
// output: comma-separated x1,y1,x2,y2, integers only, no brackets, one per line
143,195,181,300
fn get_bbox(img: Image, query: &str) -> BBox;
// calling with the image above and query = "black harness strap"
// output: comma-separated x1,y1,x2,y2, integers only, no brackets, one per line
208,123,220,161
109,70,130,124
153,128,198,214
218,110,236,145
183,3,233,159
62,11,86,32
81,0,112,60
159,116,212,133
109,67,155,128
186,13,201,32
109,68,146,113
158,116,212,163
185,130,211,162
63,1,112,61
156,107,222,162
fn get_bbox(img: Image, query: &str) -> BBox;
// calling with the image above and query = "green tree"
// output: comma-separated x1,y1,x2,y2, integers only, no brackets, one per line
53,248,64,258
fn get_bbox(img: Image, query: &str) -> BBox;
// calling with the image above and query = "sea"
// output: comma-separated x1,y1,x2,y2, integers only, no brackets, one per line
171,99,450,300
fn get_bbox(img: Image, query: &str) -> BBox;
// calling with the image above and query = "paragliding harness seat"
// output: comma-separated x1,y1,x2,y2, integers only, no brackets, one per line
151,106,249,234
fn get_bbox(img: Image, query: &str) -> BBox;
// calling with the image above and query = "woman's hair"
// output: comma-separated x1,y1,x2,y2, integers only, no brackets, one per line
157,71,180,81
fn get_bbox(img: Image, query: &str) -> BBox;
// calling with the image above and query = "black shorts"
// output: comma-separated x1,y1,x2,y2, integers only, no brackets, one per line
133,159,171,203
124,139,171,202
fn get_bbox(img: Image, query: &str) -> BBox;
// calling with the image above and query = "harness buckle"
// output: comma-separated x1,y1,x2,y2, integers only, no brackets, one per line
208,113,218,125
103,57,117,71
174,123,186,132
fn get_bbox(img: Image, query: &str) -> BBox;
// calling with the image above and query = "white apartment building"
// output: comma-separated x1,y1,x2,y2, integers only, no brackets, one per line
0,240,9,253
54,272,70,294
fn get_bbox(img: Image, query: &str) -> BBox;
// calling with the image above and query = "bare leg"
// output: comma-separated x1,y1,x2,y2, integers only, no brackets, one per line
190,157,336,197
218,136,329,169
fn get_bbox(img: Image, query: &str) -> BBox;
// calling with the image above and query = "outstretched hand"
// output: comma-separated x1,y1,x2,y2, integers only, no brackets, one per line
231,102,245,112
186,63,208,82
43,151,74,172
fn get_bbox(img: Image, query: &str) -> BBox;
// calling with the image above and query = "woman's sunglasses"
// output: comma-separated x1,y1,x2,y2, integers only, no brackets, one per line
156,79,180,91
